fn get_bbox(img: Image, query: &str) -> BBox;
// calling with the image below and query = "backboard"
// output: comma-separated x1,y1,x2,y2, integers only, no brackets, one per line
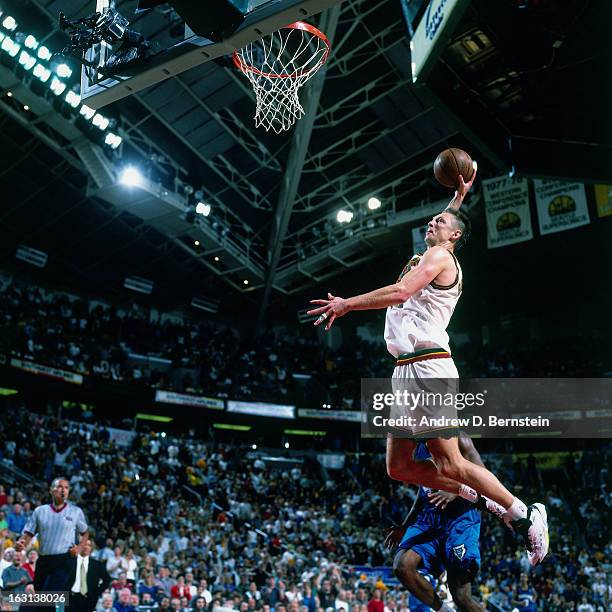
81,0,344,109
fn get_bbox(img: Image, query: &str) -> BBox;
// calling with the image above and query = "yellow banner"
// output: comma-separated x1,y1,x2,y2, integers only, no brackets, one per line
594,184,612,217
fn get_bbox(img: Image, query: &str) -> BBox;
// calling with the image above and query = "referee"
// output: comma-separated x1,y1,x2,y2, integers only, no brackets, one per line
15,477,89,594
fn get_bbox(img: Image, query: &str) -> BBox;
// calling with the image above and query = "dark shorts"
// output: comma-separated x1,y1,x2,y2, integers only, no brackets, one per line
398,509,481,579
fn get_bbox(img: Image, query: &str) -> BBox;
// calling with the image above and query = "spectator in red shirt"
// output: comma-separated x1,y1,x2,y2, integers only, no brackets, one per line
367,590,384,612
22,550,38,581
112,571,134,594
171,576,191,601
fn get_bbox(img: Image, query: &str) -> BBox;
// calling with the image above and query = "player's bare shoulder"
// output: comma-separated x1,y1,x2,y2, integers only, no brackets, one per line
424,246,458,288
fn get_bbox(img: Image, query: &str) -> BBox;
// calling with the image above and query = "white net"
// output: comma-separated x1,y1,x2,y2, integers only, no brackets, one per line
234,22,330,133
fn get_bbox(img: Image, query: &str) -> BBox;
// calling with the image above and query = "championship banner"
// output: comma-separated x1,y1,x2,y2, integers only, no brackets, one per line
227,400,295,419
10,358,83,385
483,177,533,248
594,184,612,218
533,179,590,234
298,408,362,423
411,225,428,254
155,389,224,410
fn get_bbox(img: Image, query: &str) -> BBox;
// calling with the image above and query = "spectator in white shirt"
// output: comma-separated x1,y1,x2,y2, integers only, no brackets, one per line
106,546,128,579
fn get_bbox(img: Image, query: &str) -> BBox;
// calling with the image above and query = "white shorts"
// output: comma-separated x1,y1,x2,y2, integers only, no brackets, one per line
389,356,459,438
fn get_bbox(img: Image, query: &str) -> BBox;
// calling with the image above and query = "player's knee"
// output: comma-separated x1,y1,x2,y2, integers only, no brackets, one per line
393,551,418,588
437,455,467,482
448,586,472,611
387,457,411,482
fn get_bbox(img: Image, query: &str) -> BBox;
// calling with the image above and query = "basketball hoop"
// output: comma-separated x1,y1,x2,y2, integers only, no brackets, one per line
233,21,330,133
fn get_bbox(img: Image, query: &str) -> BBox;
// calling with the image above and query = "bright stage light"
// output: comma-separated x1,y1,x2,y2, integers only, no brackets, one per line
33,63,51,82
18,51,35,70
49,77,66,96
104,132,122,149
37,46,51,61
368,196,382,210
195,202,211,217
79,104,95,120
2,16,16,31
65,90,80,108
336,209,354,223
92,114,109,130
24,35,37,49
55,63,72,78
119,166,143,187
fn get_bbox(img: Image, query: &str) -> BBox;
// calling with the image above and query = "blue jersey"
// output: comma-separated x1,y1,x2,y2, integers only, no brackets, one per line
516,586,537,611
398,443,481,580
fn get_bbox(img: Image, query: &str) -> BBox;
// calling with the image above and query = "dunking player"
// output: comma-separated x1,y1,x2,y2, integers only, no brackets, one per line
385,436,488,612
307,167,549,564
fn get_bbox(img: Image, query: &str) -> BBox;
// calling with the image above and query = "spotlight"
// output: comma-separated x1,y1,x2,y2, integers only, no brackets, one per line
65,90,80,108
79,104,95,120
336,210,354,223
160,432,166,438
284,442,290,449
214,256,220,262
1,36,19,57
33,63,51,82
251,444,257,450
119,166,143,187
367,196,382,210
194,240,200,246
243,279,249,285
49,77,66,96
92,114,109,130
18,51,35,70
24,35,37,49
6,91,12,97
23,105,29,111
2,16,16,31
37,46,51,61
104,132,122,149
55,63,72,78
195,202,211,217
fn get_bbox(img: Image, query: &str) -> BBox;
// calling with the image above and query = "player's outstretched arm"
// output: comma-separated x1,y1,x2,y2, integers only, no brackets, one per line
307,247,451,330
446,163,477,211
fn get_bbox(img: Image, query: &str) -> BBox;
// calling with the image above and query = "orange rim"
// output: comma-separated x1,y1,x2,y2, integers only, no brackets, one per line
233,21,330,79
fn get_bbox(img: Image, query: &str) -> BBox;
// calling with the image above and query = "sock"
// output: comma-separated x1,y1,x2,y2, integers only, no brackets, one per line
458,484,478,502
506,496,528,521
482,496,508,520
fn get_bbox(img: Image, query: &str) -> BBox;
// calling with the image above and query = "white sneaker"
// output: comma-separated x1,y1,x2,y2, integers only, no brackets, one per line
526,503,549,564
510,503,549,565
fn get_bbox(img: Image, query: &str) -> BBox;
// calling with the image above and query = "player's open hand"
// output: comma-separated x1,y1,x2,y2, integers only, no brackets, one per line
307,293,349,331
68,544,81,557
456,161,477,200
383,526,406,551
427,490,457,510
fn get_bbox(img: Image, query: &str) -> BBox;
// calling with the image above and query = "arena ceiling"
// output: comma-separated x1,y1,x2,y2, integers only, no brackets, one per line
0,0,608,323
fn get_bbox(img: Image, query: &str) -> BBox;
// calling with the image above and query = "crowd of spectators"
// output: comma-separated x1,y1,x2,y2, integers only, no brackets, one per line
0,410,609,611
1,278,611,410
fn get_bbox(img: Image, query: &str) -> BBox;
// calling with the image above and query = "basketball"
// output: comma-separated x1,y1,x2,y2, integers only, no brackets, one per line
434,148,475,189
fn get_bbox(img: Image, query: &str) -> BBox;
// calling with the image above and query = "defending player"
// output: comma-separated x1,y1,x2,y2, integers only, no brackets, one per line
385,436,487,612
307,167,549,565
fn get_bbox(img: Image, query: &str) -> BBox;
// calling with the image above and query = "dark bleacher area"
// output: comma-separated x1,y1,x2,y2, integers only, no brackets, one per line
0,411,609,611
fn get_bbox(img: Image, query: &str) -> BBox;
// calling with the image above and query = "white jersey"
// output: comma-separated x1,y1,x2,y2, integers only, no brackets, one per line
384,250,462,357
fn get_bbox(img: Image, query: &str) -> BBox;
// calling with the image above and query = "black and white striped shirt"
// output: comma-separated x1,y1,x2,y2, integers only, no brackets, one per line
23,503,88,556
